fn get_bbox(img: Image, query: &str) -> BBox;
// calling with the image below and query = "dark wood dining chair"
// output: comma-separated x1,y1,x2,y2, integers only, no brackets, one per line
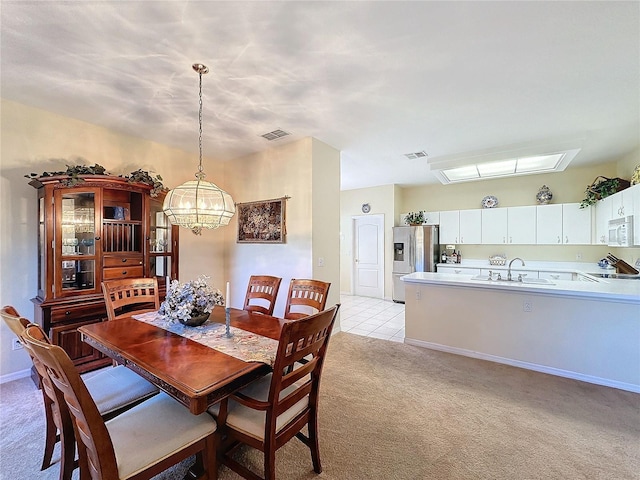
102,277,160,321
210,304,340,480
22,323,219,480
283,279,331,320
243,275,282,316
1,306,158,480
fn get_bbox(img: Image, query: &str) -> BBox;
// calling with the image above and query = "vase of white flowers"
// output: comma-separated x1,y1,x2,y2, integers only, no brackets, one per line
159,275,224,326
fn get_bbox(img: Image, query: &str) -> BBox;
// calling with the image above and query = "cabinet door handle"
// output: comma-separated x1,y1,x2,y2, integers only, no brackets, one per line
565,236,569,244
503,236,506,243
509,236,513,243
122,270,127,275
557,236,561,244
65,311,71,316
122,258,128,263
95,236,101,241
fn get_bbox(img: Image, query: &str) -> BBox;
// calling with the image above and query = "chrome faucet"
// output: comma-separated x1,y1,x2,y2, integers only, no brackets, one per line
508,257,525,281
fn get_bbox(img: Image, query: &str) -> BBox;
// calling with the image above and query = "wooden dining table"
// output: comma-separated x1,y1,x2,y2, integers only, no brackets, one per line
78,305,285,414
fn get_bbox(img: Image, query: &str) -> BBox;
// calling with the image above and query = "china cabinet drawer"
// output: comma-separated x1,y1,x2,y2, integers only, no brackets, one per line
51,303,107,323
103,255,143,268
103,265,144,280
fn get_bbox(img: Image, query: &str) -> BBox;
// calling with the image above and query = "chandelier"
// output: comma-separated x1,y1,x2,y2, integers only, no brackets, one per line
163,64,235,235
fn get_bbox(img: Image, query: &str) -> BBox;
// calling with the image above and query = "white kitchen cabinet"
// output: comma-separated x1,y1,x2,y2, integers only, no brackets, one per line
439,210,460,244
423,211,440,225
632,185,640,245
562,203,592,245
481,208,508,244
610,185,636,219
459,209,481,244
507,206,537,244
594,195,614,245
536,204,563,244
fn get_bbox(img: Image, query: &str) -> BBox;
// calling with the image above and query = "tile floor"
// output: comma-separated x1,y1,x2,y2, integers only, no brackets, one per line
338,294,405,342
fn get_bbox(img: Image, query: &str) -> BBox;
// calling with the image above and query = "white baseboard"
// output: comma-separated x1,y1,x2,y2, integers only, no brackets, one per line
404,337,640,394
0,368,32,385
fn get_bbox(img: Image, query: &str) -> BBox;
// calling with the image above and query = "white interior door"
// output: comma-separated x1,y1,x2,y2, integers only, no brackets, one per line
353,215,384,298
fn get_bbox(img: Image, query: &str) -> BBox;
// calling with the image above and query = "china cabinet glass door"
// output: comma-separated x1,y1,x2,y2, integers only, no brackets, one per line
55,188,101,296
149,198,177,290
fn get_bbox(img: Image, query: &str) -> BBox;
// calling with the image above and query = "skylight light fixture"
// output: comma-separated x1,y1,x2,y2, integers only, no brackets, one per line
428,140,581,185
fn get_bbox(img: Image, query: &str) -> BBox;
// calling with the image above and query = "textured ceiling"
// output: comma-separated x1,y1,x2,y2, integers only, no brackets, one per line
1,1,638,190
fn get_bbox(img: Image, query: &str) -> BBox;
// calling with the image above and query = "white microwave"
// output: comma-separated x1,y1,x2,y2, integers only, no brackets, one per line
608,216,634,247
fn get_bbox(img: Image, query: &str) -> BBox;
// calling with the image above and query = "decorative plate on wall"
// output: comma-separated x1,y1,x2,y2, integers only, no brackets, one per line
361,203,371,213
481,195,499,208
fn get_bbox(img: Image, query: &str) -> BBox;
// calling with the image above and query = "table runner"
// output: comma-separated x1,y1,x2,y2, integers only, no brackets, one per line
132,311,278,366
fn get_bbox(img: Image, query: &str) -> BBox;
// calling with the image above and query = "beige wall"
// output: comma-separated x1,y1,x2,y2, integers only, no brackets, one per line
0,99,228,378
340,185,397,298
223,138,341,320
311,139,341,311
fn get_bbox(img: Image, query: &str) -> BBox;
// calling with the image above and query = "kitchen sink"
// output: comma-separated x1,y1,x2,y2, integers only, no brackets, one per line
470,275,554,285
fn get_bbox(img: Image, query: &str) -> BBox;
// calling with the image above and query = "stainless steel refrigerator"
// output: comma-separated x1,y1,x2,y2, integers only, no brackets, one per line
392,225,439,302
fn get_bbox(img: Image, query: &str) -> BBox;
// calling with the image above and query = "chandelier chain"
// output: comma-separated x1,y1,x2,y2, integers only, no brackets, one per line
198,70,204,174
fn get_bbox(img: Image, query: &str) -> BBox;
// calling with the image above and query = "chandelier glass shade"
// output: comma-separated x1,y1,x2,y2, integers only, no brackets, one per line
162,173,235,235
163,63,235,235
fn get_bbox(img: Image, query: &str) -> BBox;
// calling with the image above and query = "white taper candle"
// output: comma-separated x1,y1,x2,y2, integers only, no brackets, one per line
226,281,230,308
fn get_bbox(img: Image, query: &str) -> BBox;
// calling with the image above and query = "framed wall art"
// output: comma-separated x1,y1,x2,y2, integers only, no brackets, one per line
236,197,287,243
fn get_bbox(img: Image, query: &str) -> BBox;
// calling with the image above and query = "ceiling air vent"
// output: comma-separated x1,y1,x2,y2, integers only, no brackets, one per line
404,151,428,160
261,129,291,141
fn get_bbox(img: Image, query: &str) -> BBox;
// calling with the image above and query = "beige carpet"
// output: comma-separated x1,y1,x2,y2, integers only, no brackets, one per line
1,332,638,479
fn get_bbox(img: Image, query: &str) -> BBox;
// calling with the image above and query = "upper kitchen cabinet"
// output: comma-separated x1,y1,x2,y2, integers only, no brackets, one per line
440,209,480,244
594,194,614,245
536,203,591,245
507,206,537,244
459,209,481,244
481,206,536,245
562,203,592,244
536,204,563,244
610,184,637,219
29,175,179,373
481,208,507,244
438,210,459,244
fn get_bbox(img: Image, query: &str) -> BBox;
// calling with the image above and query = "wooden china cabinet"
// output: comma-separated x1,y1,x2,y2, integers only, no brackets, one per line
30,175,179,378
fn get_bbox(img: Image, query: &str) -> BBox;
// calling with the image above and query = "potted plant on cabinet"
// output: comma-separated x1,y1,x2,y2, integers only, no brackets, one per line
580,176,630,208
405,211,425,225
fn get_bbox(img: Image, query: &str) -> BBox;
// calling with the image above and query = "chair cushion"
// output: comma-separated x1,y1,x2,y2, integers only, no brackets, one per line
106,392,217,479
84,365,158,416
208,374,309,441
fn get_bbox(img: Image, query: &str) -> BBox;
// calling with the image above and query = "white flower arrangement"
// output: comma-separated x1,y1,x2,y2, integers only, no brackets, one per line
159,275,224,323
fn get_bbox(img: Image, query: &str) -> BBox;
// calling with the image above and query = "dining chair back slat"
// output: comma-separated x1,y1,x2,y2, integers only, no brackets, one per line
283,279,331,320
243,275,282,316
102,277,160,321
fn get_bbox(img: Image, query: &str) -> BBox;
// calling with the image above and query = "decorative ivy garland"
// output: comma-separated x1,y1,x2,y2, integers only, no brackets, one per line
24,163,166,197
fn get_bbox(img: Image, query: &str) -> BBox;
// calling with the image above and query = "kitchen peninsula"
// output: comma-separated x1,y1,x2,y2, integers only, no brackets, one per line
402,271,640,393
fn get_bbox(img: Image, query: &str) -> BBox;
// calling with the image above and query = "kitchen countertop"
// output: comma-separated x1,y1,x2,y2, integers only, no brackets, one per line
402,271,640,304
